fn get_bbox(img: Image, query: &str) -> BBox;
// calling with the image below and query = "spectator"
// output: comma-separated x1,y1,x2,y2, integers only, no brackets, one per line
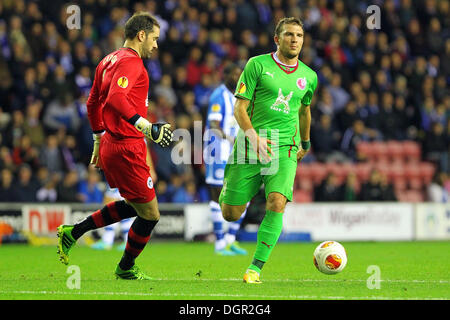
78,168,103,204
359,169,384,201
0,168,16,202
12,164,39,202
154,74,178,108
48,64,73,101
155,180,171,203
60,134,81,172
0,147,14,172
314,172,342,202
378,92,401,140
326,73,350,112
22,100,45,148
172,181,198,203
12,135,40,170
57,170,82,202
379,172,397,201
335,101,359,134
3,110,25,149
340,120,370,161
166,174,184,200
427,172,449,203
310,114,342,162
339,172,359,201
43,93,80,133
39,135,63,175
0,0,448,203
193,73,215,110
36,173,59,202
423,122,449,173
185,46,203,88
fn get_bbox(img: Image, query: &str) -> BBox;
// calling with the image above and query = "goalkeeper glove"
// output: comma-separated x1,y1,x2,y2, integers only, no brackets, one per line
134,117,173,147
90,132,103,168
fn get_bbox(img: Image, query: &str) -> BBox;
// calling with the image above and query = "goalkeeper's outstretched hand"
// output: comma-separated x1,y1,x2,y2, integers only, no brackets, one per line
149,123,173,147
134,117,173,147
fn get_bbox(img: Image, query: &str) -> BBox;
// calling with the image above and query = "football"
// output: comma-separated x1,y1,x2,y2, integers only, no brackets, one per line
313,241,347,275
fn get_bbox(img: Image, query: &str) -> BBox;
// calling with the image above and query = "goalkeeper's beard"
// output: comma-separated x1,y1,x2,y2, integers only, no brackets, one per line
141,47,152,59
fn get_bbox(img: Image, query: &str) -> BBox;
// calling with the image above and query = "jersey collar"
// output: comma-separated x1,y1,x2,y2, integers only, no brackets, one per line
270,52,299,74
121,47,140,57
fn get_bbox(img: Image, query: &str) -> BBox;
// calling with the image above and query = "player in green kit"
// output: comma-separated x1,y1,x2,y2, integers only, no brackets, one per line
219,17,318,283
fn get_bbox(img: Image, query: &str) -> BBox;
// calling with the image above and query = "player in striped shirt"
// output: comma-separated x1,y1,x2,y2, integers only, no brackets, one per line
204,63,248,256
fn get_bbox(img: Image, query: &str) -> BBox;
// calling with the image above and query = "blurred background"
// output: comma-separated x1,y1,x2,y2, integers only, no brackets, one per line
0,0,448,243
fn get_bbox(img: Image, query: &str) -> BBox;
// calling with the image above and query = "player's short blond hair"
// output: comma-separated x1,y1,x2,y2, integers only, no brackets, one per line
274,17,304,37
124,11,160,40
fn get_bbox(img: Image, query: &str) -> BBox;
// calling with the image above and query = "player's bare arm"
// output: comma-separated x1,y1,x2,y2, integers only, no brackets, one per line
297,104,311,162
233,97,274,162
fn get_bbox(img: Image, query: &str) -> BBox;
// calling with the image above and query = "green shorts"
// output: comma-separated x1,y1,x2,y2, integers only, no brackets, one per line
219,146,298,206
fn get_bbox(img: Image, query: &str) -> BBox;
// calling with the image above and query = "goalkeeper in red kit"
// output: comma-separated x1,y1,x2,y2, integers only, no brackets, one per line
56,12,173,280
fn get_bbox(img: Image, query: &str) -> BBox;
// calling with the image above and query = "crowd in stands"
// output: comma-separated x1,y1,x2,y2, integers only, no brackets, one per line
0,0,448,204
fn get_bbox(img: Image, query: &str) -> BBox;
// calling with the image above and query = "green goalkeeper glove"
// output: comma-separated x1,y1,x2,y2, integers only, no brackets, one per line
134,117,173,147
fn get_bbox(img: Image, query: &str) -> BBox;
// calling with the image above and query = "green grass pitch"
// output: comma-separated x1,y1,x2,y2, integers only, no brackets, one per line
0,241,448,300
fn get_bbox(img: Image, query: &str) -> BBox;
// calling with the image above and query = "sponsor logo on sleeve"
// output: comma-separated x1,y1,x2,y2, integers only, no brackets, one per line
117,76,129,88
238,82,247,94
211,104,221,112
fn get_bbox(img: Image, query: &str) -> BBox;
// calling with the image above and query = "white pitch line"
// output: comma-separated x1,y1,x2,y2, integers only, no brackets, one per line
133,278,450,284
1,278,448,284
0,290,447,300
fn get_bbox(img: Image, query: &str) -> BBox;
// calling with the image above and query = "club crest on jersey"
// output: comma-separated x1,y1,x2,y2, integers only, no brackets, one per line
270,88,293,114
147,177,153,189
297,77,307,90
211,104,221,112
117,76,128,88
238,82,246,94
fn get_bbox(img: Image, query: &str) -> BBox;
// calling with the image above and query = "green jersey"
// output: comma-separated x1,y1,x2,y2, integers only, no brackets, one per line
232,53,318,162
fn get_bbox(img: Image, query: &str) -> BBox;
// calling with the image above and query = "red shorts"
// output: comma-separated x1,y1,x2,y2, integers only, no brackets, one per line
99,133,156,203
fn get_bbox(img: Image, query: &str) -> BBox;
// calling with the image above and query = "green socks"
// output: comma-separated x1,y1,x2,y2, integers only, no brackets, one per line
248,210,283,273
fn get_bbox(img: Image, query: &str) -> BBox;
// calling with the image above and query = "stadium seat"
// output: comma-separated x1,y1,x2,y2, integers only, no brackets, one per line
325,162,347,184
298,177,314,192
395,189,408,202
408,177,423,190
419,162,435,184
371,141,389,163
402,141,422,163
386,140,404,163
388,162,405,181
356,141,372,161
395,189,425,202
404,163,421,180
293,190,313,203
308,163,328,185
355,162,373,182
374,160,390,180
404,190,425,202
296,163,311,179
393,177,408,191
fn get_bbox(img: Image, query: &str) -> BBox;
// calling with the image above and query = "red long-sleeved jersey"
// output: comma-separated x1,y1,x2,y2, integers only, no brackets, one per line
86,47,148,139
